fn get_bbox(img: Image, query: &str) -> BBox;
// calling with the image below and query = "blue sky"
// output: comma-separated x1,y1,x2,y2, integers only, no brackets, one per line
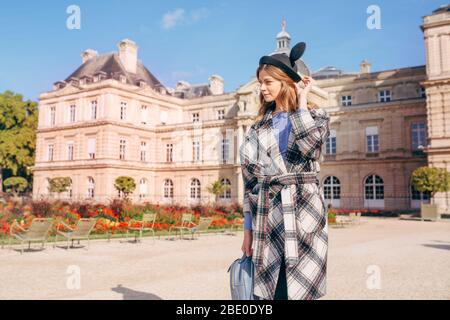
0,0,445,101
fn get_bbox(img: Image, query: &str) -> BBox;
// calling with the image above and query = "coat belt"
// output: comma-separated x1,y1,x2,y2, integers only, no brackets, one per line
252,172,319,271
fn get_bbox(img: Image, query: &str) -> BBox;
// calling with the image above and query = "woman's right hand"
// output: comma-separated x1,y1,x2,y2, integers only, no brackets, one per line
241,229,253,257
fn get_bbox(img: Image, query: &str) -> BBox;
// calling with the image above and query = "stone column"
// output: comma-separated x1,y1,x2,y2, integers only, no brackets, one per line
236,167,244,206
236,125,244,164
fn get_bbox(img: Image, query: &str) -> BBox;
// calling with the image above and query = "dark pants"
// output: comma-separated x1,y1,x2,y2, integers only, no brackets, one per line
254,256,288,300
274,256,288,300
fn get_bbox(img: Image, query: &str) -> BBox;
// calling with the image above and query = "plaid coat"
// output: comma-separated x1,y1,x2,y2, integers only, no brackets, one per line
239,105,330,300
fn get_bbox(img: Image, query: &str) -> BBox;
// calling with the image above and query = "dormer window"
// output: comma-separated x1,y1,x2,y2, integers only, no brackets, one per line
119,75,127,84
93,71,107,82
139,80,147,88
68,77,79,86
80,76,92,85
53,81,66,90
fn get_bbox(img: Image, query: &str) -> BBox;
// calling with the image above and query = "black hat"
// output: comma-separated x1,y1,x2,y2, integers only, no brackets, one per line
258,42,306,82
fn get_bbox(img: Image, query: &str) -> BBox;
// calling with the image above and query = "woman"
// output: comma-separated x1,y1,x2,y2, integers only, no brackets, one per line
239,42,330,300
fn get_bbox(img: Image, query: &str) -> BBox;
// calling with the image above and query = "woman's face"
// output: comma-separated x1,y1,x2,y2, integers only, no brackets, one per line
258,69,282,102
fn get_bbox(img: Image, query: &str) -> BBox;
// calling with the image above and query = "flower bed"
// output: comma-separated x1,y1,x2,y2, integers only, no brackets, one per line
0,199,244,238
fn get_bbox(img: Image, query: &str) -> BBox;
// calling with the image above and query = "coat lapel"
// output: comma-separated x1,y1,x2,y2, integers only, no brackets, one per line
257,108,302,174
258,110,288,175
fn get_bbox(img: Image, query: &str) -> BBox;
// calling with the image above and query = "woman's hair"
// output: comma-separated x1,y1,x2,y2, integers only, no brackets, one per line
255,64,317,123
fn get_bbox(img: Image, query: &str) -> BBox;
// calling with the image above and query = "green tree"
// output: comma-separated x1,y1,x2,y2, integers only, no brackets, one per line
3,176,28,197
48,177,72,199
114,176,136,200
411,166,450,204
0,91,38,192
207,179,231,202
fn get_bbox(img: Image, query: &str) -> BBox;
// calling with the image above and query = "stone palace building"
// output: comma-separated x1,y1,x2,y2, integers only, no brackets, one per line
32,5,450,213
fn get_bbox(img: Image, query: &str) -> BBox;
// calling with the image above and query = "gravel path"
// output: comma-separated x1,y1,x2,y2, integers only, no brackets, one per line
1,218,449,300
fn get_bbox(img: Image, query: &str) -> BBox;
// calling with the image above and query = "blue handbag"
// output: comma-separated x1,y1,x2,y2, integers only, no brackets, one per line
227,253,259,300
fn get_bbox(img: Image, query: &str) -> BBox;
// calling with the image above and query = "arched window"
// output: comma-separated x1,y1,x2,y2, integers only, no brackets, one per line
220,178,231,199
410,183,430,201
323,176,340,200
190,178,201,199
364,175,384,200
163,179,174,199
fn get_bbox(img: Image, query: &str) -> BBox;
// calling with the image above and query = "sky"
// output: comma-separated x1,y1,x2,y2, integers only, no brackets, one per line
0,0,445,101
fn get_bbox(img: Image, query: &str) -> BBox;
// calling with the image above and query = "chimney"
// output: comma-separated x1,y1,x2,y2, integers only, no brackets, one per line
81,49,98,63
359,59,371,74
117,39,138,74
209,75,224,95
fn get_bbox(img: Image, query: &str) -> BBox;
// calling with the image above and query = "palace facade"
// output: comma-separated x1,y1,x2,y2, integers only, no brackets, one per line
32,5,450,213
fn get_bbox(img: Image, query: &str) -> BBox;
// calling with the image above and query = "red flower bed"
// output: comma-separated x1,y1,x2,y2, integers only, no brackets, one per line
0,199,243,237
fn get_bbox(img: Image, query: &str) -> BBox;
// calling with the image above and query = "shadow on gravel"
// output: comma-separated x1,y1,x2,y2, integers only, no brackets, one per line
421,243,450,251
112,284,163,300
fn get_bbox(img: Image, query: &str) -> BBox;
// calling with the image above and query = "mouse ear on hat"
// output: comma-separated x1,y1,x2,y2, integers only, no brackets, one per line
289,42,306,67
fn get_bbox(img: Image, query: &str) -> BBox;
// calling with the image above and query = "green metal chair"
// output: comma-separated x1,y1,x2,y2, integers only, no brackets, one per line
124,213,157,244
9,218,54,254
167,213,195,240
53,218,97,250
168,215,213,240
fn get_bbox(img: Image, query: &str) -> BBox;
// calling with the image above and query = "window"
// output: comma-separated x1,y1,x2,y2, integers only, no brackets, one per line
323,176,341,200
164,179,174,199
365,175,384,200
366,126,379,153
220,178,231,199
411,183,430,201
139,178,148,199
120,102,127,120
88,138,96,159
192,140,200,162
87,177,95,198
140,141,147,161
67,185,73,199
48,144,54,161
141,105,148,124
50,106,56,126
70,105,76,123
411,123,427,151
378,90,391,102
221,137,230,164
419,87,426,98
91,101,97,120
190,179,201,199
119,139,126,160
166,144,173,162
192,112,200,123
119,75,127,84
217,109,225,120
67,142,74,161
341,95,352,106
326,130,336,155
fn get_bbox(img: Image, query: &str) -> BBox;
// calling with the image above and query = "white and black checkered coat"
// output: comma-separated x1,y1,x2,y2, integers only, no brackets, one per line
239,106,330,300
